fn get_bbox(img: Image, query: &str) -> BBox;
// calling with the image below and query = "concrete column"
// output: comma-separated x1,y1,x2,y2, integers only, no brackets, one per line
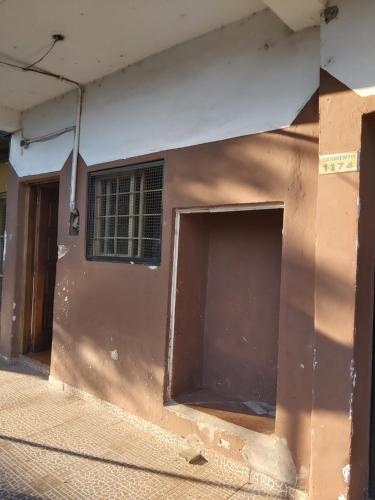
309,71,364,499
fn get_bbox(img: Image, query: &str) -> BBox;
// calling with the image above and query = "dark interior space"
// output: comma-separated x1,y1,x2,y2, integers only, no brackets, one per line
0,131,9,311
0,132,9,164
369,265,375,497
24,182,59,368
170,208,283,433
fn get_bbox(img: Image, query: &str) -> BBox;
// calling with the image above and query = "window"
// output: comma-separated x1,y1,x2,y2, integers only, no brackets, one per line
87,161,163,264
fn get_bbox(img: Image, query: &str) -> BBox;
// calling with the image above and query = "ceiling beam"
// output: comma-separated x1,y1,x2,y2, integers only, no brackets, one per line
0,105,20,133
263,0,326,31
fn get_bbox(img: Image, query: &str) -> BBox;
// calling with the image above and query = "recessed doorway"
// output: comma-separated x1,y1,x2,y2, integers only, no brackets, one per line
23,181,59,369
167,204,283,434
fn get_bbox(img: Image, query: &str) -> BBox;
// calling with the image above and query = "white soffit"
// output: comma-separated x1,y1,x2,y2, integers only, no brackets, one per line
0,0,264,112
0,104,20,132
10,10,319,176
321,0,375,97
263,0,326,31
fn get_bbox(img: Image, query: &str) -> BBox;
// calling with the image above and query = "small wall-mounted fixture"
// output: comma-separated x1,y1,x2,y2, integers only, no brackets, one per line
324,6,339,24
69,208,80,236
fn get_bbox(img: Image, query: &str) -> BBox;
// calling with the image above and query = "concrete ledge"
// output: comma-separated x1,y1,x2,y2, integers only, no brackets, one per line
49,375,307,498
166,401,296,487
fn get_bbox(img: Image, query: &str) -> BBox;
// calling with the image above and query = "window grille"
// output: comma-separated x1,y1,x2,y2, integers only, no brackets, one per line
87,161,163,264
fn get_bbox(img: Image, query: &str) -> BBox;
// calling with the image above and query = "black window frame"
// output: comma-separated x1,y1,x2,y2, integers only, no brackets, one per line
86,159,164,265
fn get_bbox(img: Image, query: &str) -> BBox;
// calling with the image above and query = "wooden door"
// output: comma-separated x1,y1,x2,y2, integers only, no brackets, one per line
30,183,59,352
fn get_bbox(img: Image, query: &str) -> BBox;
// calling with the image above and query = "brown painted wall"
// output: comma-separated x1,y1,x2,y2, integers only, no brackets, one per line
310,71,375,500
172,209,283,406
203,210,283,404
3,73,375,498
52,94,318,488
171,213,209,397
1,94,319,492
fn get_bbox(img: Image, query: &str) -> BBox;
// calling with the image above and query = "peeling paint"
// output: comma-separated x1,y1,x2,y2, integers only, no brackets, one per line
350,359,356,388
349,392,353,420
148,265,157,270
298,465,308,481
58,244,70,259
218,438,230,449
349,359,356,419
342,464,350,484
313,348,318,369
110,349,119,361
12,315,16,322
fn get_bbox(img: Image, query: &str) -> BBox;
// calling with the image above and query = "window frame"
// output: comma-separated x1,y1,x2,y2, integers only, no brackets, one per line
86,160,164,265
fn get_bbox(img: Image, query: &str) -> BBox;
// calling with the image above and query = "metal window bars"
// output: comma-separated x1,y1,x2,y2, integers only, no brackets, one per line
87,161,163,264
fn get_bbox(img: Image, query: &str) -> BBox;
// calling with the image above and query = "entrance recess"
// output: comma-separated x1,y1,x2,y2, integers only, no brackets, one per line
167,204,283,434
370,284,375,497
24,182,59,366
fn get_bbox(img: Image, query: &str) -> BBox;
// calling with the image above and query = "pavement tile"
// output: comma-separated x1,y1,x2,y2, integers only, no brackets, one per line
0,461,40,499
230,482,286,499
0,360,282,500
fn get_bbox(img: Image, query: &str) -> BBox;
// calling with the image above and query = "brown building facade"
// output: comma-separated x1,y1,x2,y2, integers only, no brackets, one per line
1,1,375,498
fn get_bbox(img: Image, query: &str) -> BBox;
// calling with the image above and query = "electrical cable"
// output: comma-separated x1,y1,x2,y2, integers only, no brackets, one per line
0,34,79,86
0,58,80,86
0,34,83,218
24,37,59,70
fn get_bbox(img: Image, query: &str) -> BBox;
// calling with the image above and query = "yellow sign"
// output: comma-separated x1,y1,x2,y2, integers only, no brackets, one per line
319,151,360,175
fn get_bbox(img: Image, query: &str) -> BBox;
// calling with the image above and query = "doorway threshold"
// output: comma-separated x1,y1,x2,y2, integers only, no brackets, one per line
19,349,51,376
174,388,275,435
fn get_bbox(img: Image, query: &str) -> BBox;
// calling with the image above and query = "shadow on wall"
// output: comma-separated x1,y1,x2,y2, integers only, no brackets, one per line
49,108,319,409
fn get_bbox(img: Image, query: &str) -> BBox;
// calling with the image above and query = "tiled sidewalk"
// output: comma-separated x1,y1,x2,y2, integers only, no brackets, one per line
0,361,280,499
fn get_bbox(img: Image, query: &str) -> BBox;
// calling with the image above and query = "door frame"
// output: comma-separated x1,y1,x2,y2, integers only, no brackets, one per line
20,178,59,354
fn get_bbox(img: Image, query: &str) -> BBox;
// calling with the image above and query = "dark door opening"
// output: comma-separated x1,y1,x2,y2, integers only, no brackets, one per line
24,182,59,367
370,281,375,497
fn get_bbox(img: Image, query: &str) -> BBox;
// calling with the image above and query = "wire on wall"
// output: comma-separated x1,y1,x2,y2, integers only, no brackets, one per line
0,34,83,232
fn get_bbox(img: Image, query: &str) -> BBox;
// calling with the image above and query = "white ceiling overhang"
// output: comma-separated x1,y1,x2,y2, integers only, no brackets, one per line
263,0,326,32
0,104,20,133
0,0,324,133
